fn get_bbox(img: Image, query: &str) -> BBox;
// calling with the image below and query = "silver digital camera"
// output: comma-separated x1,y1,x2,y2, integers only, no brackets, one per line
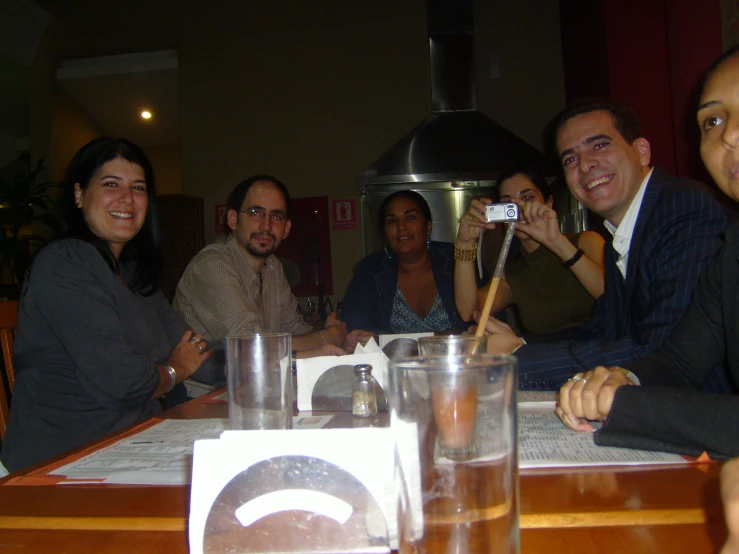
485,203,519,223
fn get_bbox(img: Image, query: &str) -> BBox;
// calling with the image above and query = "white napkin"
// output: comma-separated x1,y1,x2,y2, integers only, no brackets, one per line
296,353,388,411
354,337,383,355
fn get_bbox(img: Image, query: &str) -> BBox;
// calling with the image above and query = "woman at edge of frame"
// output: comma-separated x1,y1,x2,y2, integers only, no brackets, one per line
1,137,212,473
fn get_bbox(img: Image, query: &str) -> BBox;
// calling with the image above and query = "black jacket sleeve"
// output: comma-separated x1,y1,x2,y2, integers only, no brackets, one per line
595,385,739,459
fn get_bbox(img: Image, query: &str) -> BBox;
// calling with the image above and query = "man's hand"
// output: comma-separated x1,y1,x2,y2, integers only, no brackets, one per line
469,315,524,354
298,344,347,359
722,458,739,554
555,366,633,432
323,312,348,346
342,329,374,354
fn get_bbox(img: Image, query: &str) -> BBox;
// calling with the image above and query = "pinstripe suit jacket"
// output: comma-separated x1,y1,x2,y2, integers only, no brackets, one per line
516,167,727,389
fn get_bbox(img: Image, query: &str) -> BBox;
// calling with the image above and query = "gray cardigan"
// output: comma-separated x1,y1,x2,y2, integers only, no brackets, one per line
1,240,188,472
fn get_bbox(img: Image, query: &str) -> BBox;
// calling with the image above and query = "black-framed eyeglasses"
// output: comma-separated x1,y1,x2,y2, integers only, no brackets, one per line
240,208,286,223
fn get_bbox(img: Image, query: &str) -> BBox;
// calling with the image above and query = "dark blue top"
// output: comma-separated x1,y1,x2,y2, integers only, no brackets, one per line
342,241,469,334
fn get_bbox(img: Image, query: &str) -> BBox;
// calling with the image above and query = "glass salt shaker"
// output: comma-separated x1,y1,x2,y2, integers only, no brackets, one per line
352,364,377,418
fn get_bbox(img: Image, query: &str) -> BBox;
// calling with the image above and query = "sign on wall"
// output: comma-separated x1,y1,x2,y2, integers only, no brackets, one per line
332,200,356,230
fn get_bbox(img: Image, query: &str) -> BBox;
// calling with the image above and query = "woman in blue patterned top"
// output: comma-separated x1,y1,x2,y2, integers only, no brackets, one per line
342,191,469,334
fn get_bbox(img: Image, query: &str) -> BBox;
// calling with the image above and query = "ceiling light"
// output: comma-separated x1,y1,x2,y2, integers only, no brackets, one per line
141,111,152,119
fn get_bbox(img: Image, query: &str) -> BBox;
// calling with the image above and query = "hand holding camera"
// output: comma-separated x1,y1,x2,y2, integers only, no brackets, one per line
455,197,498,246
504,199,565,251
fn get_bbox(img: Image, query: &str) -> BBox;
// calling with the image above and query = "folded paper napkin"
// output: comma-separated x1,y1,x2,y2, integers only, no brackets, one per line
296,352,389,412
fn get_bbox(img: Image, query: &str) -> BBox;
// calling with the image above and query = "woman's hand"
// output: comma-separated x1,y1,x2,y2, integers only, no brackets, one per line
323,312,348,346
555,366,632,432
166,330,212,381
342,329,374,354
456,197,497,246
514,200,565,250
469,314,524,354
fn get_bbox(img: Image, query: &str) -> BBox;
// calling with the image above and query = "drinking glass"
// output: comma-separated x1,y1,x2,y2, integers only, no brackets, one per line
226,333,292,430
417,335,486,357
389,354,519,553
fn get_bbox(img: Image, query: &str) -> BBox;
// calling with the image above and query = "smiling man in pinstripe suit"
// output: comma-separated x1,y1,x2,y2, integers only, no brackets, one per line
481,98,729,391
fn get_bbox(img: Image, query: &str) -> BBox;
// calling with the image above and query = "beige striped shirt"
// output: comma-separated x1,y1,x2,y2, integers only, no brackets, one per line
173,234,311,341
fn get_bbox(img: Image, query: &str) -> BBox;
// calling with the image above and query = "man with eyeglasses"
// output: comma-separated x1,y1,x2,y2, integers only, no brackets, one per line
174,175,368,396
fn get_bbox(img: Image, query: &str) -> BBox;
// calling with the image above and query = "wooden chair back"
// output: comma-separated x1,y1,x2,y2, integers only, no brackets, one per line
0,300,18,439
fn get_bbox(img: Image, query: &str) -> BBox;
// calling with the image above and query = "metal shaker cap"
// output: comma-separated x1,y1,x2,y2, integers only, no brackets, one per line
354,364,373,375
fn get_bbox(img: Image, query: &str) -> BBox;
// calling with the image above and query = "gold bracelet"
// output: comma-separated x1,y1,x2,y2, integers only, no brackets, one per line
317,331,328,345
454,243,477,262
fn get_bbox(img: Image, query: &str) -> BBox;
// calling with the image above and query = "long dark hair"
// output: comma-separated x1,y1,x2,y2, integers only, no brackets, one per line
701,45,739,96
494,167,553,261
494,167,552,203
59,137,162,295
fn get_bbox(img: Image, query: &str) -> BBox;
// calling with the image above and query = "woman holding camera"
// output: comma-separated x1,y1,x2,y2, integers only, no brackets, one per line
454,167,605,337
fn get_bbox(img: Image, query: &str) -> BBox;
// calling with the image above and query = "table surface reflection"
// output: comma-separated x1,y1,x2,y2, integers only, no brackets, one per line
0,396,727,553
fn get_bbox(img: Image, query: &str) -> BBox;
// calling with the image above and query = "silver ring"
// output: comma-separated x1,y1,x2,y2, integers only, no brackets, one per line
189,336,200,345
197,343,205,351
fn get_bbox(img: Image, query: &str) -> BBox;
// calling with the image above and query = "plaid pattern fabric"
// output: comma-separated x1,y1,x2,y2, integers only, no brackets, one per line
173,234,312,342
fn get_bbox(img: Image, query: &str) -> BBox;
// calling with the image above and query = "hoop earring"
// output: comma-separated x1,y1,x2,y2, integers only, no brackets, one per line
384,244,393,259
426,234,431,250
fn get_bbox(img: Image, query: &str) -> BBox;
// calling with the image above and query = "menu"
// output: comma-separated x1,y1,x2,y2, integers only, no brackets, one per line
518,401,688,468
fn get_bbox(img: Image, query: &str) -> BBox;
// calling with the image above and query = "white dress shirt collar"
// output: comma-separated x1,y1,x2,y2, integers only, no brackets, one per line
603,168,653,279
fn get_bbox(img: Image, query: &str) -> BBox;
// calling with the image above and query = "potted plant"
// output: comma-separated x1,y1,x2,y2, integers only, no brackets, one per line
0,157,58,295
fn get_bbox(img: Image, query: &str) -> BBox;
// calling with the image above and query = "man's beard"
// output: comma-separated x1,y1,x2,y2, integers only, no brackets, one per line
246,232,277,258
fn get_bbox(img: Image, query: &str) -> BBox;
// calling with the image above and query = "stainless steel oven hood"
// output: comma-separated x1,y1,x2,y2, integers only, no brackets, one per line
358,0,555,187
357,111,553,186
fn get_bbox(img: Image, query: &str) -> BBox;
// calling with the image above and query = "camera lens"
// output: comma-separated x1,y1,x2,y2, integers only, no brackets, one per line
507,209,516,218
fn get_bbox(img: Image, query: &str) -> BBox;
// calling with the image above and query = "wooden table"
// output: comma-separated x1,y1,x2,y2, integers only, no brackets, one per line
0,399,728,553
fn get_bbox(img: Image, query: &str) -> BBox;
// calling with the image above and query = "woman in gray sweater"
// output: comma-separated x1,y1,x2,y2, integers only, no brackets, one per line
1,137,211,472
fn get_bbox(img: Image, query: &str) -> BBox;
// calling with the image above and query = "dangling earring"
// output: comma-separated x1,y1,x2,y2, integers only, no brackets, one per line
426,234,431,250
384,243,393,259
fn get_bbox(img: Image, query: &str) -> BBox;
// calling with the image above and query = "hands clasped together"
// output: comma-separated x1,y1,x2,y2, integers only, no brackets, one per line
555,366,636,432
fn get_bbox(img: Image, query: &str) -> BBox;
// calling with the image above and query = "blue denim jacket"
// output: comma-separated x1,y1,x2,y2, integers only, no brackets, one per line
342,241,469,334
